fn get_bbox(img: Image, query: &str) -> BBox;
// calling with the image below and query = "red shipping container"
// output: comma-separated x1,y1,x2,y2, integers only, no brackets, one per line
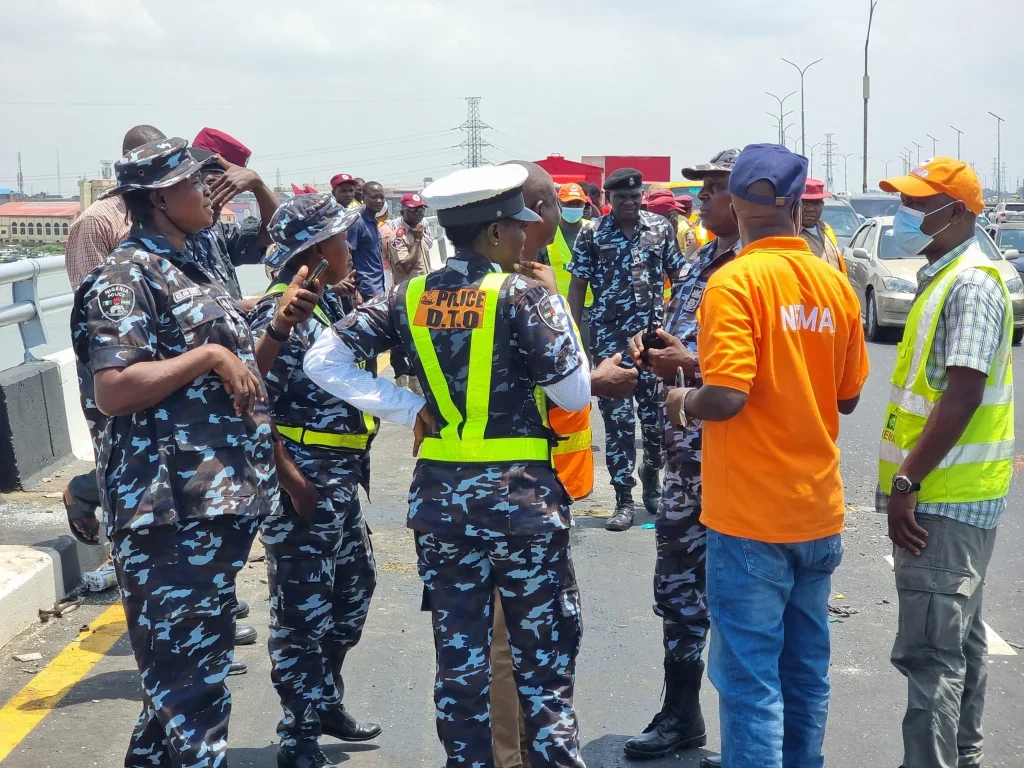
582,155,672,185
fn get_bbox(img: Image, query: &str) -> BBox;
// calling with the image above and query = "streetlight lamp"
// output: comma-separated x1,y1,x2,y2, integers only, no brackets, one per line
926,134,938,158
950,125,964,160
766,110,794,145
839,152,854,192
765,91,797,144
782,57,824,156
808,141,824,177
989,111,1004,202
881,159,894,178
862,0,878,193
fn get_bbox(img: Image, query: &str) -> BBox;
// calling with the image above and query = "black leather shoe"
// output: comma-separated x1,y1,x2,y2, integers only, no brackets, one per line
623,658,707,759
699,756,721,768
227,661,247,676
234,600,250,620
234,624,258,646
276,748,339,768
639,463,662,515
606,485,635,531
319,703,382,742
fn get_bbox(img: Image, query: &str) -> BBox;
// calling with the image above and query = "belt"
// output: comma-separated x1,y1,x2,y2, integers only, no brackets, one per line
277,424,370,452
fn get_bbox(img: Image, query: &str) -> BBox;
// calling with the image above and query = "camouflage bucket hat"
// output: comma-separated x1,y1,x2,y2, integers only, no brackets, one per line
682,148,743,180
98,137,204,200
265,193,361,268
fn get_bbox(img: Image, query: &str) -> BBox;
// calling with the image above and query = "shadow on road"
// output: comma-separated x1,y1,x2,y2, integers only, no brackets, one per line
230,743,380,767
583,733,715,766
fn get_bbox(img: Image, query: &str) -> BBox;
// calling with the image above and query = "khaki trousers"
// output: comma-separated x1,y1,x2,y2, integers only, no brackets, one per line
891,513,998,768
491,591,531,768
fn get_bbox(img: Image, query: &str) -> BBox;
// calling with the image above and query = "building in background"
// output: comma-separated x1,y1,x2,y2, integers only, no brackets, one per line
534,155,604,186
0,189,26,205
0,201,81,243
581,155,672,185
77,178,116,211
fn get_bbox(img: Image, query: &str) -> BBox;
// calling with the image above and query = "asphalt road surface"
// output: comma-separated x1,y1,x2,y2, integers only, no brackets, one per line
1,340,1022,768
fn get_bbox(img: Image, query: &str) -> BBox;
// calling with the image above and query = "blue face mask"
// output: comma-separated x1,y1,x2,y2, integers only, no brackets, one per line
561,207,585,224
891,200,956,255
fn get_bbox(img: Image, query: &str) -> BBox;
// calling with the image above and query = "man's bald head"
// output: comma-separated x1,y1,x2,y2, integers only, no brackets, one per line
122,125,165,155
503,161,560,255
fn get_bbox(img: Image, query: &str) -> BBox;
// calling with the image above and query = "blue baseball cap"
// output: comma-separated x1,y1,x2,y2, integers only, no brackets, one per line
729,143,808,206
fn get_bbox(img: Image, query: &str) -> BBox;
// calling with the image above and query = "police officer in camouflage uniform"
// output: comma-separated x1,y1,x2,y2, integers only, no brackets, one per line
70,137,278,768
621,150,741,766
250,194,381,768
305,165,592,768
566,168,686,530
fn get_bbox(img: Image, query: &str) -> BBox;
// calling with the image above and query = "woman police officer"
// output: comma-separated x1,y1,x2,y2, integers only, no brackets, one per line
304,165,592,768
70,137,277,768
249,194,381,768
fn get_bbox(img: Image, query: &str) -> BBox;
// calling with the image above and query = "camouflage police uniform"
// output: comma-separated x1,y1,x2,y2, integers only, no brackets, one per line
70,138,278,768
567,209,685,492
250,256,379,756
315,249,587,768
189,217,265,300
655,239,739,665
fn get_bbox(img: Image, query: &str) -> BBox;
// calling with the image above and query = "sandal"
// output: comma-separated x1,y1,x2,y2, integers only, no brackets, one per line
63,484,101,545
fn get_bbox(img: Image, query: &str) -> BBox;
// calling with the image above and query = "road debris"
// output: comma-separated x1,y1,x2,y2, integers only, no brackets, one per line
83,564,118,592
13,652,42,662
39,595,85,622
828,604,859,619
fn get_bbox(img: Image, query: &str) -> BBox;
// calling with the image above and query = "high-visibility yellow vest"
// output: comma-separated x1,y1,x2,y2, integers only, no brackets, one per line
403,272,594,499
548,226,593,308
266,283,378,451
878,245,1014,502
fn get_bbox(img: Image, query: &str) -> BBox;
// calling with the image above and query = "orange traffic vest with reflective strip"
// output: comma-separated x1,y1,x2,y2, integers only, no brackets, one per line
548,401,593,500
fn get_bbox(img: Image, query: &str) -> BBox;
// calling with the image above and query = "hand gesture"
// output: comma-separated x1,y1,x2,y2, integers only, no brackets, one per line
646,329,697,379
412,405,436,457
591,353,638,399
289,477,319,522
328,269,361,303
208,345,265,416
207,156,263,209
888,492,928,555
274,265,322,333
514,260,559,297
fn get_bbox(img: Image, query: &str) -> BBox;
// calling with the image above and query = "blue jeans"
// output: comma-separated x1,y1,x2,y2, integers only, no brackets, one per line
706,530,843,768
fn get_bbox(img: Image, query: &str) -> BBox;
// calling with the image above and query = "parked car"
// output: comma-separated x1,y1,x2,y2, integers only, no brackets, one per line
986,223,1024,270
847,193,901,219
844,218,1024,343
989,201,1024,224
818,198,861,250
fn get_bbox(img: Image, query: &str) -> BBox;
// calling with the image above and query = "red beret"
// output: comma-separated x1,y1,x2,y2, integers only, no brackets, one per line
193,127,251,168
331,173,356,189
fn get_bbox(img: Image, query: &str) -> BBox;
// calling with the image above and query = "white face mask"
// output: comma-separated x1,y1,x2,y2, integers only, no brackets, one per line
561,207,585,224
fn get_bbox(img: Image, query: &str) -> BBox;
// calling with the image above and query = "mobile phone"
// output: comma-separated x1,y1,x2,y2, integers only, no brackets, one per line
303,258,329,289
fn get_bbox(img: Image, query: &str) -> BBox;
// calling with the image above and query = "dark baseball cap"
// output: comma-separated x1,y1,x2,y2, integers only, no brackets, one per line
729,143,808,206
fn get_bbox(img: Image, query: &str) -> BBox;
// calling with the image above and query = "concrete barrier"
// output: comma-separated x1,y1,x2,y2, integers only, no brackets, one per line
0,545,63,651
44,348,93,461
0,361,74,491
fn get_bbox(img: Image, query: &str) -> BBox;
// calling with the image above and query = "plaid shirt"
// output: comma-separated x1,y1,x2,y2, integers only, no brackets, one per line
876,237,1009,528
65,196,130,290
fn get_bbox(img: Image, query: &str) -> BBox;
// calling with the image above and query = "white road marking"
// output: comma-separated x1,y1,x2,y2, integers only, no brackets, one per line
880,555,1017,656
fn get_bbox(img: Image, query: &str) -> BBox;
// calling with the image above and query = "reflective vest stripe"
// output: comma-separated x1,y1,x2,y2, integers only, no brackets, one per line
878,245,1014,503
266,283,377,441
552,429,592,456
548,227,593,307
404,272,550,464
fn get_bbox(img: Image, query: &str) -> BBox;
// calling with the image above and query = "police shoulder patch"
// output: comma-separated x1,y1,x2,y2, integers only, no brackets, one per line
536,294,568,334
96,285,136,321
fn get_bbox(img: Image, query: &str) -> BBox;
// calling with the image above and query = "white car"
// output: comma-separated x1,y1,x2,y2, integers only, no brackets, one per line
843,217,1024,344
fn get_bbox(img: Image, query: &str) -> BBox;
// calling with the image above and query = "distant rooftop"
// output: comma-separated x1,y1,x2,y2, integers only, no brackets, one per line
0,201,80,217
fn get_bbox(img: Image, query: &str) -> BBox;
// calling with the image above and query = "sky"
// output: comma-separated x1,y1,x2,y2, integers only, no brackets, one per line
2,0,1023,195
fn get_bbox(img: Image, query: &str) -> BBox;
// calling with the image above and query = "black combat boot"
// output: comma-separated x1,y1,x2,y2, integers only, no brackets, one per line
622,658,707,759
276,748,340,768
699,756,722,768
606,485,635,531
639,463,662,516
319,650,382,742
234,624,258,645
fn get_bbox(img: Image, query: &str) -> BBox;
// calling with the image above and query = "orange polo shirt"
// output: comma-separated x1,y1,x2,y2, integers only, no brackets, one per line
696,236,870,543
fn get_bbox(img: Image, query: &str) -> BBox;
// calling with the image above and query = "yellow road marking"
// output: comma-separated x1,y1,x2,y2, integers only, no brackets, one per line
0,603,126,762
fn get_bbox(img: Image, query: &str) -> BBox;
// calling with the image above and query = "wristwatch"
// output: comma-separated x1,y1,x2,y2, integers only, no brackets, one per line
676,387,702,431
892,474,921,494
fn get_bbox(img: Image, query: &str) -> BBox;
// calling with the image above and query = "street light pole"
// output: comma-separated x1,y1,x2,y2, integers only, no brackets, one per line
782,56,824,157
840,152,854,191
926,134,938,158
808,141,823,177
950,125,963,160
862,0,878,193
766,91,797,144
912,141,922,166
989,111,1004,202
882,159,893,177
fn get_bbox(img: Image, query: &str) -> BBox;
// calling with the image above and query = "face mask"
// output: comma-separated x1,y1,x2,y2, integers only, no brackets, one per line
891,200,956,255
561,207,585,224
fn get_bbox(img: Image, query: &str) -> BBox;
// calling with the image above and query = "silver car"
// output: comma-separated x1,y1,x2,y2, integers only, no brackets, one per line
843,217,1024,343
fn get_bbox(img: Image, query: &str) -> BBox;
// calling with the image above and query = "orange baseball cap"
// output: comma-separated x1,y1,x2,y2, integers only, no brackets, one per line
880,157,984,215
558,182,587,204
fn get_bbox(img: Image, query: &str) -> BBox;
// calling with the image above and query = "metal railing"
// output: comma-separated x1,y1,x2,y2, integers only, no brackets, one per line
0,255,73,363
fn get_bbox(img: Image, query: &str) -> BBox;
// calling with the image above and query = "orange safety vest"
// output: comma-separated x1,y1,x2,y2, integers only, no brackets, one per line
548,402,594,501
